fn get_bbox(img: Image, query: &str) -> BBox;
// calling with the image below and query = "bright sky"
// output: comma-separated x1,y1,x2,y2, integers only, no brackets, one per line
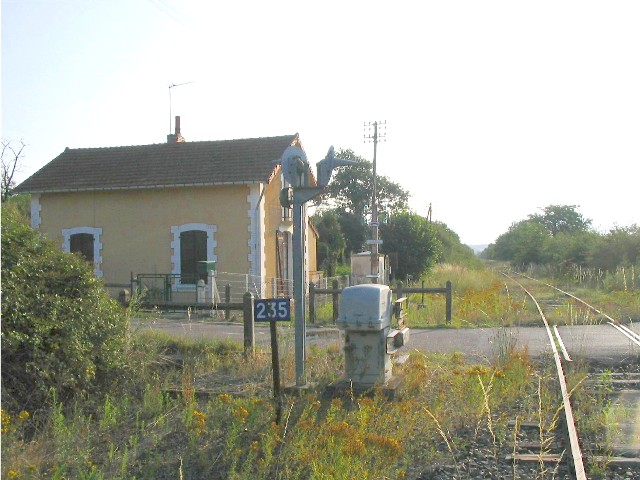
2,0,639,246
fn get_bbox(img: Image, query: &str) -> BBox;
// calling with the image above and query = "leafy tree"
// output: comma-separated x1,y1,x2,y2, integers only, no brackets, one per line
528,204,591,236
380,212,442,280
490,220,550,266
316,149,410,258
487,205,597,268
431,221,481,267
5,193,31,219
335,209,369,259
1,204,129,414
317,148,410,219
590,225,640,271
542,231,600,267
313,210,346,276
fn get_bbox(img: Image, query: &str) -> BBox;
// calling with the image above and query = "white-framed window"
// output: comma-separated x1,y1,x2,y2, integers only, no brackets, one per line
171,223,217,290
61,226,103,277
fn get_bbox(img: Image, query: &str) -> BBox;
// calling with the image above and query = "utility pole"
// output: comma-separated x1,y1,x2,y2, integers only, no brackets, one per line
364,121,386,283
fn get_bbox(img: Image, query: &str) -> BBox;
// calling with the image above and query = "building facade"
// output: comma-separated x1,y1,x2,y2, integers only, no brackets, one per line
15,128,319,301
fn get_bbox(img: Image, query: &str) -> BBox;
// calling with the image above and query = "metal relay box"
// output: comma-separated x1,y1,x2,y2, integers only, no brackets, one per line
337,284,392,331
338,284,394,386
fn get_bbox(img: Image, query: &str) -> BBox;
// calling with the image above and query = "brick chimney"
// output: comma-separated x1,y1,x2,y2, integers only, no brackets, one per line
167,116,185,143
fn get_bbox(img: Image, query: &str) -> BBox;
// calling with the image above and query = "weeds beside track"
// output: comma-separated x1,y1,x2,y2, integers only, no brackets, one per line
503,271,640,479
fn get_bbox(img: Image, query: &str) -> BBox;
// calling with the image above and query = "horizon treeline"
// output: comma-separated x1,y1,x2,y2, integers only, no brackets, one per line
482,205,639,279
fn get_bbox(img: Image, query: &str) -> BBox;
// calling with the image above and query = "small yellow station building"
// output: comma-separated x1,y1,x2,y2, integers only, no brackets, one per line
14,126,319,301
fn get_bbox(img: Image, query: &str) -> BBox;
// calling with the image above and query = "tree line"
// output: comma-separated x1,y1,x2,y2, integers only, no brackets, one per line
482,204,640,274
313,151,638,282
312,149,479,280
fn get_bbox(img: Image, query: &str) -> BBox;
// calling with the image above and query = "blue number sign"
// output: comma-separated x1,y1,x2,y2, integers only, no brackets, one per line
254,298,291,322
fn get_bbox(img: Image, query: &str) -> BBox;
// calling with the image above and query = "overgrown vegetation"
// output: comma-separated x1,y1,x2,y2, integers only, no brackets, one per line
2,195,635,478
3,324,546,479
379,212,442,279
313,208,480,281
1,203,129,415
311,262,637,328
483,205,639,292
312,149,478,280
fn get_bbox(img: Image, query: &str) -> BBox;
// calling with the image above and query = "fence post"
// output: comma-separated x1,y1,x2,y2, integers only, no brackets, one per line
165,274,172,302
197,280,206,304
396,281,404,303
243,291,255,356
332,279,340,324
225,284,231,321
309,282,316,324
445,280,452,324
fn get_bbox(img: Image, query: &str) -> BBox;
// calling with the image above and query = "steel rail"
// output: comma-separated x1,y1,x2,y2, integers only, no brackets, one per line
516,272,640,347
607,322,640,346
552,325,572,362
502,273,588,480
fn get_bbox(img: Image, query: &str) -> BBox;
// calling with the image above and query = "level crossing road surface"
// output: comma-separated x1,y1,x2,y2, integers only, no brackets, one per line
131,316,639,365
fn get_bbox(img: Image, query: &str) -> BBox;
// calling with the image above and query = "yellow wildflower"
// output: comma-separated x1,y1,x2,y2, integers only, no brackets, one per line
343,438,366,457
233,406,249,423
365,433,403,457
465,365,489,376
326,421,353,438
1,408,11,434
218,393,232,404
192,409,206,435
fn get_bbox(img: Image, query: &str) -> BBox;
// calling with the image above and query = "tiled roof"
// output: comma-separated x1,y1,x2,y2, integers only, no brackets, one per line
14,134,300,193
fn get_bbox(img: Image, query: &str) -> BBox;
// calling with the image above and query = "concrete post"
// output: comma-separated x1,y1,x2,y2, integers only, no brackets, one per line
197,279,206,303
309,282,316,324
332,279,340,324
225,284,231,321
243,291,255,356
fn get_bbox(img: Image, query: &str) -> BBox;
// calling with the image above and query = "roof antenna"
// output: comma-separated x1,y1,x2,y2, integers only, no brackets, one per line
168,81,194,133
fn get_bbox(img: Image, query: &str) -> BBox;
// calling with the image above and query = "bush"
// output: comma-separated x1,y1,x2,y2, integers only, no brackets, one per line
380,212,442,279
1,204,129,414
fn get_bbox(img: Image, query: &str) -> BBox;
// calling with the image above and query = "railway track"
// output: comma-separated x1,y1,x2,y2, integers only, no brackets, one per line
502,272,640,479
516,272,640,348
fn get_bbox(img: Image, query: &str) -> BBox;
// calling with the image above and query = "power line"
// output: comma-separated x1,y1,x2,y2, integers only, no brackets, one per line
146,0,191,27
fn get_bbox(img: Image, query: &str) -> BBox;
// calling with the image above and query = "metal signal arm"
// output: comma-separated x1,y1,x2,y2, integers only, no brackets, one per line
316,146,356,188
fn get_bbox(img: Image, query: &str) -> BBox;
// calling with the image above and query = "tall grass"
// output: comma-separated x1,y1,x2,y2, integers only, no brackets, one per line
6,260,625,478
402,264,538,328
2,331,542,479
312,263,550,328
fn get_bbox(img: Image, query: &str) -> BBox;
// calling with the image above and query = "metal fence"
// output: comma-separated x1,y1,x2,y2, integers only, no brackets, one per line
132,271,296,307
309,275,350,308
216,272,295,302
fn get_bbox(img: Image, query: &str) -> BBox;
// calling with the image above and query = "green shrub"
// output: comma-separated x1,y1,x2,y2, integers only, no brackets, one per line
1,204,129,414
